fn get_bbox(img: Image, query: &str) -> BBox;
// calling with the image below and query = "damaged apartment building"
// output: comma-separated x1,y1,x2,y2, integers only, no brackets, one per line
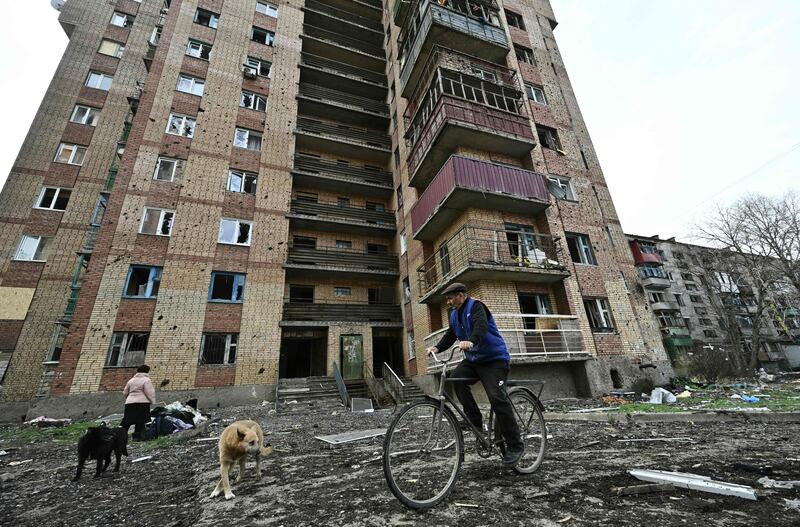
0,0,673,416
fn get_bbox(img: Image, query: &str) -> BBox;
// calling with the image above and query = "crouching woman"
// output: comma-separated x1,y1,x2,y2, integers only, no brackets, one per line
121,365,156,440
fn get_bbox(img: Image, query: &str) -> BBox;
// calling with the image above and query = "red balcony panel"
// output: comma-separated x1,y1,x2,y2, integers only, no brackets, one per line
629,240,662,264
410,156,550,240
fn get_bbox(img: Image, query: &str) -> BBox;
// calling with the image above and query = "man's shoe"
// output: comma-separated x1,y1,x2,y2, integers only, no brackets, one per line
502,444,524,466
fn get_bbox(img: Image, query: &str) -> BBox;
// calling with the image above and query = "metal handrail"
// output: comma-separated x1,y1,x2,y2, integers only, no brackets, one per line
298,83,389,115
289,200,395,227
305,0,383,32
303,25,384,59
382,362,406,404
293,154,392,187
296,117,391,149
300,53,387,86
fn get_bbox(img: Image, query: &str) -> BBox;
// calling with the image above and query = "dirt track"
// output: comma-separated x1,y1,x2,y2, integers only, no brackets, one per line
1,402,799,526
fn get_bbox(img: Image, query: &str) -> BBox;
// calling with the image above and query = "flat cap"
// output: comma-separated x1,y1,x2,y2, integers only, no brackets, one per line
441,282,467,295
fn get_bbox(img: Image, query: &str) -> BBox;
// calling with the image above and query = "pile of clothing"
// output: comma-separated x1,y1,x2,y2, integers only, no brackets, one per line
145,399,208,439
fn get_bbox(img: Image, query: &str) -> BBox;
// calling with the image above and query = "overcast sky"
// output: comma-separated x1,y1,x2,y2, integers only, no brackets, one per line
0,1,798,242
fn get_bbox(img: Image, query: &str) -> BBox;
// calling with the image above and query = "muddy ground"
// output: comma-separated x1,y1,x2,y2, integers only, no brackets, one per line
1,401,799,527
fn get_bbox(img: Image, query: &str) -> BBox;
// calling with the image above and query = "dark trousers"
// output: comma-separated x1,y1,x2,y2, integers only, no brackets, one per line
452,359,522,448
121,403,150,439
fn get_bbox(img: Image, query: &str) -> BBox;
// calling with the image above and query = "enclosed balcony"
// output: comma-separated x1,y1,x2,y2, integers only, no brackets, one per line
301,25,385,72
284,243,399,280
404,55,535,187
629,240,662,265
651,301,681,312
410,156,550,241
282,300,402,325
299,53,387,100
303,0,383,46
423,314,589,371
416,225,569,303
292,154,393,198
638,264,671,289
287,198,396,236
294,117,391,163
297,83,389,129
399,0,508,97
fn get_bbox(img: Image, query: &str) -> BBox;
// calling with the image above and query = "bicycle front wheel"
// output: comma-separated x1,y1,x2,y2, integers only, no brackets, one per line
508,388,547,474
382,400,463,509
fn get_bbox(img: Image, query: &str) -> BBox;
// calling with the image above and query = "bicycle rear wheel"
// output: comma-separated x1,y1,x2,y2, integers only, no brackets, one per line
508,388,547,474
382,400,463,509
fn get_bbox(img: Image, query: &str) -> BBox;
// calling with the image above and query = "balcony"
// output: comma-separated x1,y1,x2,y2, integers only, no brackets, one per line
640,275,672,289
287,199,396,236
393,0,411,26
417,225,569,303
405,66,534,187
295,117,391,163
297,83,389,129
411,156,550,241
299,53,387,100
284,244,399,280
303,0,383,45
282,301,402,325
423,314,589,372
320,0,383,21
301,25,385,72
661,326,691,338
291,154,392,198
399,1,508,97
629,241,662,265
651,301,680,312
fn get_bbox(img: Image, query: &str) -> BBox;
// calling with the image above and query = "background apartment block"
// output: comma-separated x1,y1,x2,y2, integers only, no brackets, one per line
0,0,672,413
627,234,800,373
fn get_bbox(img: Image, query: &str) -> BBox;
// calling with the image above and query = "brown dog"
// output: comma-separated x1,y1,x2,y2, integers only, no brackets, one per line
210,420,272,499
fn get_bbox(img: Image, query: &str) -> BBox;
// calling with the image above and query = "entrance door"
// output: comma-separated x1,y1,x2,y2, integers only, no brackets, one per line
279,337,326,378
340,334,363,379
373,335,403,378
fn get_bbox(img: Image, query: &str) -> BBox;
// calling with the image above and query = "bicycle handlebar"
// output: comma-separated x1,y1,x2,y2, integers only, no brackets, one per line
429,344,460,364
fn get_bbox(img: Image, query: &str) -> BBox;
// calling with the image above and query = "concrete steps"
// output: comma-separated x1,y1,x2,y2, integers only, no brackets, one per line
276,376,376,413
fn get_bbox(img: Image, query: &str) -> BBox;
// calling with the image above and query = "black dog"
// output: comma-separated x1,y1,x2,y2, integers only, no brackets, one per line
73,423,129,481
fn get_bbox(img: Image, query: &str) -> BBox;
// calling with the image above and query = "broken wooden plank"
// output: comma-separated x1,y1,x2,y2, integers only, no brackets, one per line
315,428,386,445
629,469,758,500
611,483,675,496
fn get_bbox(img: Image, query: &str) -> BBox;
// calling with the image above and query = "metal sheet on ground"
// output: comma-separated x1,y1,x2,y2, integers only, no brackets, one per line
315,428,386,444
351,398,374,412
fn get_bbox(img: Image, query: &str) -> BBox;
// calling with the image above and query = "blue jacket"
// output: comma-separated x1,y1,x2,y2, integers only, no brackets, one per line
449,297,509,363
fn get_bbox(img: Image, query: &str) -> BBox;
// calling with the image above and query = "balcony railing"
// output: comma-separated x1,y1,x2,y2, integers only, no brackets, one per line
399,0,507,95
282,301,402,323
410,156,550,240
305,0,383,32
298,83,389,117
300,53,387,87
292,154,392,189
303,25,385,59
296,117,391,150
423,314,587,372
286,244,399,275
288,199,395,230
417,225,569,300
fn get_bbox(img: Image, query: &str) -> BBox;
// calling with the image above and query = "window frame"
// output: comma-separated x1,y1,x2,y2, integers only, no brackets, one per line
333,286,352,297
240,91,267,111
565,233,597,265
54,143,87,165
233,128,263,151
505,10,526,30
199,333,238,365
165,113,196,138
218,218,253,246
525,83,547,104
584,298,614,332
176,74,205,96
245,56,271,77
547,175,575,201
70,105,100,126
226,170,258,195
34,186,71,211
14,235,48,261
123,265,163,298
153,157,179,182
251,26,275,46
98,39,125,58
85,71,113,91
110,12,132,27
256,1,278,17
209,272,246,303
515,45,535,65
186,39,212,60
139,207,175,236
106,332,149,367
194,8,219,29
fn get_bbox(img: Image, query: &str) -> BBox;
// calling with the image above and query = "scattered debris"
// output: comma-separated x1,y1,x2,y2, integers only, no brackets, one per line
530,491,550,499
629,469,758,500
194,437,219,443
0,450,8,456
24,416,71,428
556,515,574,523
8,459,33,466
601,395,628,406
350,398,374,413
131,456,153,463
569,407,619,413
649,388,676,404
315,429,386,445
676,391,692,399
454,502,479,508
611,483,674,496
577,440,601,449
784,498,800,511
618,437,692,443
757,476,800,489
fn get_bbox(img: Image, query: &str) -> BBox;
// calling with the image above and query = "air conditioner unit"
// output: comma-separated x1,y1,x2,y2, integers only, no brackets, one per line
242,64,258,79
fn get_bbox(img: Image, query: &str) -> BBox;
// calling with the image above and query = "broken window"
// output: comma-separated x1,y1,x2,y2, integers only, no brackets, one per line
256,2,278,17
176,74,205,96
251,26,275,46
86,71,113,91
186,39,211,60
584,298,614,332
505,10,525,30
240,91,267,111
337,197,351,208
139,207,174,236
124,265,162,298
70,105,100,126
638,264,666,279
547,175,574,200
293,236,317,249
439,243,451,275
525,83,547,104
106,332,149,367
536,125,563,151
233,128,262,150
690,295,703,304
334,287,351,297
566,233,596,265
194,8,219,28
366,201,386,212
245,56,271,77
367,243,388,255
209,272,246,302
98,39,125,58
154,157,179,181
515,45,535,65
289,285,314,303
110,12,133,27
400,231,407,255
54,143,87,165
402,277,411,303
35,187,71,211
227,170,258,195
14,235,48,261
703,329,718,338
218,218,252,246
166,113,196,137
199,334,237,365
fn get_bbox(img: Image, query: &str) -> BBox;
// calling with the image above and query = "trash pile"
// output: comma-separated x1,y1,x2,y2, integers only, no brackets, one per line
145,399,208,439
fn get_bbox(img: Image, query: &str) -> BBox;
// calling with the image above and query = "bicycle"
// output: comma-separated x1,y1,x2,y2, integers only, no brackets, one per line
382,345,548,509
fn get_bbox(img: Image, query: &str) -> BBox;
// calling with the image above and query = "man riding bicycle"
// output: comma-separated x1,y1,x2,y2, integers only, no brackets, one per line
425,282,524,466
